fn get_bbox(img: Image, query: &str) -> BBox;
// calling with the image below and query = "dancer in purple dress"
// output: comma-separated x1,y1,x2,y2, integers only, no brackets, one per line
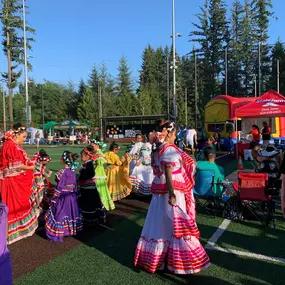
45,151,82,242
0,199,12,285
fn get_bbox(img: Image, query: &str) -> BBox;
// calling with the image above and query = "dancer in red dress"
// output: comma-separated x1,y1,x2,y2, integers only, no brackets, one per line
0,125,38,244
134,121,210,274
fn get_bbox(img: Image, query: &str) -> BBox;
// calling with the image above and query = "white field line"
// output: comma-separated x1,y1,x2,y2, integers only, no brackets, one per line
205,219,231,248
205,220,285,264
206,244,285,264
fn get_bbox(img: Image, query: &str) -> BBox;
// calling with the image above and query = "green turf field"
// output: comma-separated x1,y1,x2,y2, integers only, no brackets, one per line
25,144,129,182
16,147,285,285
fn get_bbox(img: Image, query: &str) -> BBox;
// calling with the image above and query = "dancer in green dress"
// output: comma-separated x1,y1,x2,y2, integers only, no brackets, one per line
91,140,115,211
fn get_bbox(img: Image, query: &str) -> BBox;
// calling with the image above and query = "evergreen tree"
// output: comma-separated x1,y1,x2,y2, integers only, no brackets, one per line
64,81,78,119
138,45,158,115
239,0,256,95
268,40,285,94
0,0,35,123
116,56,136,115
88,65,99,122
12,92,25,123
77,87,96,126
99,63,116,117
251,0,274,94
225,0,244,96
78,79,86,98
190,0,229,102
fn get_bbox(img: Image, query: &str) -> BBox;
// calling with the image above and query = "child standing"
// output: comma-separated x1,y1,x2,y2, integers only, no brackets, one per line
31,149,52,210
105,142,132,201
78,146,107,224
0,199,12,285
91,140,115,211
45,151,82,242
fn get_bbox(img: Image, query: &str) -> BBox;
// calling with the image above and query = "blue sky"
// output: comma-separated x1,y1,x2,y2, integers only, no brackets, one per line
1,0,284,87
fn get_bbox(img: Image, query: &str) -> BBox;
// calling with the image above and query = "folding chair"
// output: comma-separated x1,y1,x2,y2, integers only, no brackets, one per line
194,170,219,217
237,172,275,230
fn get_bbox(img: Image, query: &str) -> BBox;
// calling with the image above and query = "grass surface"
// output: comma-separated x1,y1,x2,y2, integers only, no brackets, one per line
14,210,285,285
17,147,285,285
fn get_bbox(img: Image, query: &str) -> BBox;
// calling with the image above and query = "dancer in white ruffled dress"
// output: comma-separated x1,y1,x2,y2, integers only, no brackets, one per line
129,134,144,174
130,141,154,196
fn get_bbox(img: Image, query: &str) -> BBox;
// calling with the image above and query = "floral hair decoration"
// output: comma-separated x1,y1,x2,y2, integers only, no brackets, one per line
83,148,97,160
33,151,51,163
14,127,26,134
62,151,79,171
91,139,107,152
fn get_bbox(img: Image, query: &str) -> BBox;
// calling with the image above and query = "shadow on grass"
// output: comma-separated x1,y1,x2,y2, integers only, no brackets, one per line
75,213,220,276
208,250,285,285
216,221,285,259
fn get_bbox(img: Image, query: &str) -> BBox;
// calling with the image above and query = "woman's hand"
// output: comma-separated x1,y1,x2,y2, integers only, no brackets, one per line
20,165,35,171
168,195,176,206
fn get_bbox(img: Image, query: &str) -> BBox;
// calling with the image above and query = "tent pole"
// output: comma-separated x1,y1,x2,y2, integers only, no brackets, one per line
236,120,239,161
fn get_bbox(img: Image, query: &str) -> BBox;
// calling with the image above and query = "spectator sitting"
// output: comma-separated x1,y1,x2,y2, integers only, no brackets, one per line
196,147,225,197
206,136,216,151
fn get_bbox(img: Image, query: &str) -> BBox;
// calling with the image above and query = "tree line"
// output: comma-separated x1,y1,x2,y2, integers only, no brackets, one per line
1,0,285,129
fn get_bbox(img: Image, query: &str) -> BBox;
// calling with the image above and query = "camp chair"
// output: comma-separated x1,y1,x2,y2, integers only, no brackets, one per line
237,172,275,230
194,170,219,217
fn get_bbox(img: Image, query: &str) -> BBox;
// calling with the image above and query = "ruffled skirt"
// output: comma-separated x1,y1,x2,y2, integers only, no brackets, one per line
106,164,132,201
45,191,82,242
130,165,154,196
134,191,210,274
0,172,39,244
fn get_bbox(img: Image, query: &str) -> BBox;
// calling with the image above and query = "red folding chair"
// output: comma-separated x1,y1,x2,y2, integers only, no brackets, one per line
238,172,275,230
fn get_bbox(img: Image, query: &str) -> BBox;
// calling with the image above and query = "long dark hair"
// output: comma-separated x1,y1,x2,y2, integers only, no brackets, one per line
109,141,119,151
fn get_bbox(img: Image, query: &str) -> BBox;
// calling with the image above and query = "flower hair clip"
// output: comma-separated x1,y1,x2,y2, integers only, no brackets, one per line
14,127,26,134
84,148,97,160
62,151,71,165
167,122,175,133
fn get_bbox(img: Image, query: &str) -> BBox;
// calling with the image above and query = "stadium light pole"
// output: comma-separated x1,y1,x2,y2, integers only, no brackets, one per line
22,0,29,128
170,0,181,123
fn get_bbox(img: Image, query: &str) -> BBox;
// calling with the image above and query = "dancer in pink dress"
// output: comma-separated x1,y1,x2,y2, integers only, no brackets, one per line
134,121,210,274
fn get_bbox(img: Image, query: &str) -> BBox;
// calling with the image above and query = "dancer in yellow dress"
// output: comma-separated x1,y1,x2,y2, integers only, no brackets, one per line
105,142,132,201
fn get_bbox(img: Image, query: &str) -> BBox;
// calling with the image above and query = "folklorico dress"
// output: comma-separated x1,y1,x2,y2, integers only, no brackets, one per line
105,151,132,201
94,150,115,211
78,160,107,224
134,143,210,274
0,139,38,244
129,142,144,174
45,168,82,242
31,162,52,209
130,142,154,196
0,202,13,285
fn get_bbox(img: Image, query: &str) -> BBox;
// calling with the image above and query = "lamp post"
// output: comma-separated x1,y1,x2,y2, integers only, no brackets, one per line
170,0,181,123
22,0,29,128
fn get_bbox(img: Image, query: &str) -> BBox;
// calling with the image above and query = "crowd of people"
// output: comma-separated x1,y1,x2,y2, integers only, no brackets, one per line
1,120,285,284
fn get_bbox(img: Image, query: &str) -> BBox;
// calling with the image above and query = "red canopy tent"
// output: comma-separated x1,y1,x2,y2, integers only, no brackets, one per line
233,90,285,158
235,90,285,118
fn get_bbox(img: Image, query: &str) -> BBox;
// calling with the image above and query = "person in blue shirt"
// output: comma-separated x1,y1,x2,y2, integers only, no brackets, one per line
196,147,225,197
176,125,187,149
